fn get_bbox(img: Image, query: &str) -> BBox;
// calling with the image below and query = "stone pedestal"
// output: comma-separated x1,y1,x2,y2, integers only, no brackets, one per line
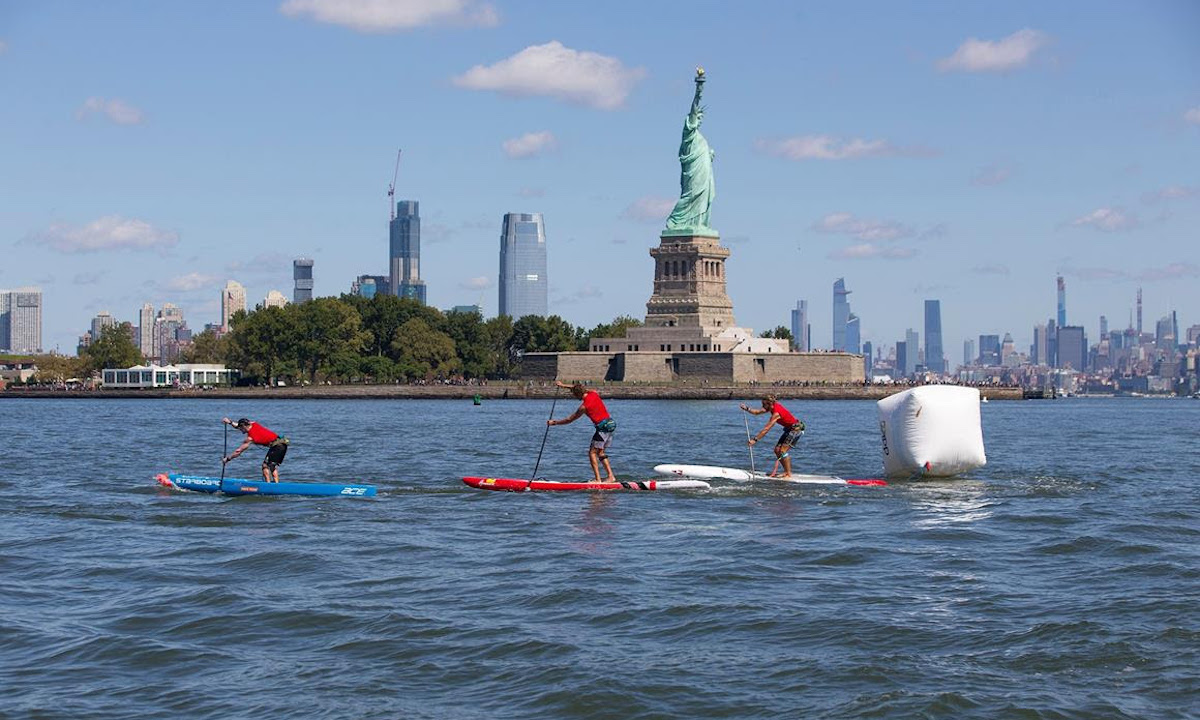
641,231,735,332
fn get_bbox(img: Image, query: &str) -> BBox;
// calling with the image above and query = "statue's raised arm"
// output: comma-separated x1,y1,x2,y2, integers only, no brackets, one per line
665,68,717,235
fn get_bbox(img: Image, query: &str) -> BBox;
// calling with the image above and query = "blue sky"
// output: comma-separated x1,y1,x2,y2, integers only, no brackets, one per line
2,0,1198,358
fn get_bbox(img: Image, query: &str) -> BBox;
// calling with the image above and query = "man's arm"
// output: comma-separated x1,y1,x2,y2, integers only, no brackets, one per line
224,437,253,463
749,412,781,444
739,403,766,416
549,403,586,426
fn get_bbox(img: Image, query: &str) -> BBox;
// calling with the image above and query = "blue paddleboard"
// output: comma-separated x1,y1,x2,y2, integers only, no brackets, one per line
158,473,376,498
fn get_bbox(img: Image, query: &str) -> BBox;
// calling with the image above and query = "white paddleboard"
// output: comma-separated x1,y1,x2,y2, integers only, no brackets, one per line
653,464,887,487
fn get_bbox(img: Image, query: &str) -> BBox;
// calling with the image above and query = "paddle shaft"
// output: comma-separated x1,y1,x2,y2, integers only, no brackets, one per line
742,410,756,475
529,389,560,488
221,421,228,481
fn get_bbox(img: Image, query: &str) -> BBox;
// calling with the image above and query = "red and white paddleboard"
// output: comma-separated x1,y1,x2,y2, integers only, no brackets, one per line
653,464,887,487
463,476,711,492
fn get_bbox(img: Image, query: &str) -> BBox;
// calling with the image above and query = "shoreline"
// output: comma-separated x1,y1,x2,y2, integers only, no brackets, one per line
1,383,1027,401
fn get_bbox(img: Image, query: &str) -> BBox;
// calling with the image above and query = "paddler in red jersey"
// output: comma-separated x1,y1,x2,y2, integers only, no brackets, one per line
222,417,289,483
740,395,805,478
548,381,617,483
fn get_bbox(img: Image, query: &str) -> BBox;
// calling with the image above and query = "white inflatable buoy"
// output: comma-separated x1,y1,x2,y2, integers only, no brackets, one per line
876,386,987,478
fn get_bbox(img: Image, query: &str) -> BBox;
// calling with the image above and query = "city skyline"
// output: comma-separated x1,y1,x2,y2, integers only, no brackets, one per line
1,2,1197,356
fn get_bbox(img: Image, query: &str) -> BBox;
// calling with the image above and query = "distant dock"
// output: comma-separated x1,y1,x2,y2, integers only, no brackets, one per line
1,383,1025,401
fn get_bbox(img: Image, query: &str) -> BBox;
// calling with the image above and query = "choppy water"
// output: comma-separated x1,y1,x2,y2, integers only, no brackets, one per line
1,396,1197,719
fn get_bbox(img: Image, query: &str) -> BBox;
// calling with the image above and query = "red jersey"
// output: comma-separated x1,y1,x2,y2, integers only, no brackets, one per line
246,422,279,445
771,402,799,428
581,391,610,424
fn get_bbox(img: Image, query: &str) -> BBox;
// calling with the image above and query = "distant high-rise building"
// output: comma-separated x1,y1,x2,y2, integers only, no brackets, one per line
0,288,43,353
1047,318,1058,367
91,311,117,342
293,258,314,304
978,334,1000,366
262,290,288,309
1136,287,1143,335
1056,325,1086,371
1001,332,1016,365
1056,275,1066,327
845,313,861,355
905,328,919,375
222,280,246,330
154,304,187,363
924,299,944,373
1032,323,1048,365
352,274,390,299
1099,315,1108,339
1155,312,1177,352
790,300,809,352
896,341,908,379
390,201,426,304
963,339,975,367
832,278,851,351
138,303,154,357
499,212,548,319
862,340,873,379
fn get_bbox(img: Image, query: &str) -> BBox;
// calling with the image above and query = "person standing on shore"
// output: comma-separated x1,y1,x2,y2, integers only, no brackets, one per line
740,396,805,478
222,417,288,483
548,381,617,482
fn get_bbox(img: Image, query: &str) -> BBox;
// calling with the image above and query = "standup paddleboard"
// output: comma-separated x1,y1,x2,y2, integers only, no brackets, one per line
157,473,376,497
463,476,710,492
653,464,886,487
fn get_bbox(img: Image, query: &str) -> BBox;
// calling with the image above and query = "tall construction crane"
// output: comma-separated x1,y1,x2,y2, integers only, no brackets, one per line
387,149,402,221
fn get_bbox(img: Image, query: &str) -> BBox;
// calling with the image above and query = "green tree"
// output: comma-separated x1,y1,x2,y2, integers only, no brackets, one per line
31,354,87,383
391,317,460,380
577,315,644,350
760,326,793,341
81,323,141,373
296,298,370,382
348,294,443,359
179,329,228,364
510,315,577,357
225,306,296,384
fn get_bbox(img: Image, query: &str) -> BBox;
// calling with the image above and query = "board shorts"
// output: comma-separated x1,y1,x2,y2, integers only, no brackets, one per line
263,438,289,469
778,423,804,449
591,418,616,451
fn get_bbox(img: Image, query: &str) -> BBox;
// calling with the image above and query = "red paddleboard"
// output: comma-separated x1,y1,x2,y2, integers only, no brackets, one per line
463,476,710,492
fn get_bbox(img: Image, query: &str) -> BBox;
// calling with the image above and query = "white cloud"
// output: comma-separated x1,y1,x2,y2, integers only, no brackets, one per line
453,41,646,110
226,252,294,273
166,272,222,292
937,28,1049,73
1142,185,1197,204
502,130,557,159
1069,207,1138,232
1185,107,1200,125
553,284,603,305
971,264,1010,276
622,196,675,223
829,243,916,260
279,0,498,32
1137,262,1200,282
29,216,178,253
73,271,105,285
459,276,492,290
812,212,912,241
971,164,1011,186
755,135,924,161
75,97,145,125
518,187,545,198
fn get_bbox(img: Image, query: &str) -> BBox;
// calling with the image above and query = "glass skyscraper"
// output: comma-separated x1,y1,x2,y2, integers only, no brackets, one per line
499,212,548,319
390,200,426,304
790,300,809,351
0,288,42,353
293,258,313,304
924,299,944,373
832,278,850,351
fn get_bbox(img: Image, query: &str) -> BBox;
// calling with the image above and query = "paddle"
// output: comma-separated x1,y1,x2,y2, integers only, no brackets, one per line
742,408,756,476
221,420,228,481
528,386,560,490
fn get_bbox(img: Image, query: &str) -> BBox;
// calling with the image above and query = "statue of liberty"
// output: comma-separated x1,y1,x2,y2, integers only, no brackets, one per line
665,67,716,235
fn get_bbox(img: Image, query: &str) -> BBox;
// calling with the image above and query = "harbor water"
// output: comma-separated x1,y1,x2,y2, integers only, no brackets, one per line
1,397,1196,719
